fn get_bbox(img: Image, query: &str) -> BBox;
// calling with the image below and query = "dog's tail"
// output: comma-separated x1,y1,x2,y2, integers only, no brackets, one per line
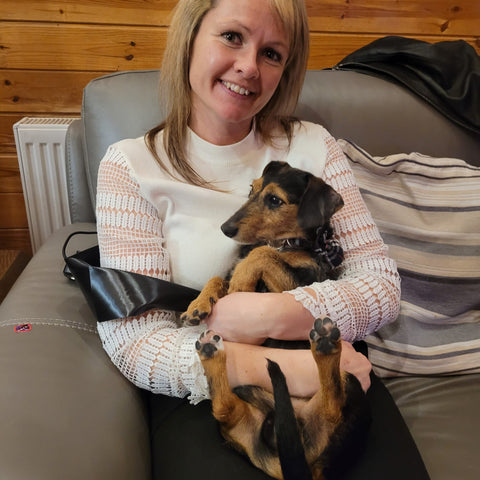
267,359,312,480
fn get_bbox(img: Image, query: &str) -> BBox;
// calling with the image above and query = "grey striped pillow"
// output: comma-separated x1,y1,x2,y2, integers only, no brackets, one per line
339,139,480,377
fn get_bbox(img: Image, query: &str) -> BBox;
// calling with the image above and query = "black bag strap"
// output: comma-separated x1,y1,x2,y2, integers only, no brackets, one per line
62,231,200,322
62,230,99,281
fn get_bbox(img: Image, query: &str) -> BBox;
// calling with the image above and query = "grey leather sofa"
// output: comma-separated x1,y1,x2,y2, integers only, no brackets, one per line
1,69,479,480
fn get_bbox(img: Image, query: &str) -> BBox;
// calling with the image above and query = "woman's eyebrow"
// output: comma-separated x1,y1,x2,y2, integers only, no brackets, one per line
269,39,289,51
218,20,288,50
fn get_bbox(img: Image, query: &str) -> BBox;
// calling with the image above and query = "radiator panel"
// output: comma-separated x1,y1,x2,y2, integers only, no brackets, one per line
13,117,79,253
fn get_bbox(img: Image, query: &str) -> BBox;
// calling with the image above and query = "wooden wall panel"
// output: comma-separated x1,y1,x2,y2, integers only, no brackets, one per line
0,0,479,253
0,155,22,193
0,23,168,71
1,70,107,113
306,0,480,36
0,193,28,228
0,0,175,26
2,1,479,36
0,114,22,154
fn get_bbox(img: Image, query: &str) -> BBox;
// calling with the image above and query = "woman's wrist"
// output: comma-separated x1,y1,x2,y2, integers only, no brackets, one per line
262,292,315,341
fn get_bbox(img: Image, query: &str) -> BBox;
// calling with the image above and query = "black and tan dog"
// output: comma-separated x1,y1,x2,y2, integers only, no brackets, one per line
181,160,345,325
181,161,370,480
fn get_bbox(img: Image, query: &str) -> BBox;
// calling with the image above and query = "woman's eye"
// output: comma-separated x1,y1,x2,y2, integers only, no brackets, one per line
264,48,283,64
222,31,241,44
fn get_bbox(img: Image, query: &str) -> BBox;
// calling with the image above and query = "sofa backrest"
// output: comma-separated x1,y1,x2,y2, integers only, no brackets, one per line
68,68,480,221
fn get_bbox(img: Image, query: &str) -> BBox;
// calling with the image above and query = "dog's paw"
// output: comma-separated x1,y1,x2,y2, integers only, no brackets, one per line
181,298,214,327
196,330,224,360
181,277,228,326
309,317,341,355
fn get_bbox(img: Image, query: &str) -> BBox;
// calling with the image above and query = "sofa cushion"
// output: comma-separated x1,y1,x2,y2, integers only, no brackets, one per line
384,374,480,480
338,139,480,377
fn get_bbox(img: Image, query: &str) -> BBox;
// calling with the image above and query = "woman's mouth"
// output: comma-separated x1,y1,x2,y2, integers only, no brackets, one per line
221,80,252,96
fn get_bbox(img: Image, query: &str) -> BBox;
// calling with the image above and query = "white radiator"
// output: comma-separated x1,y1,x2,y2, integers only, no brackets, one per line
13,117,80,253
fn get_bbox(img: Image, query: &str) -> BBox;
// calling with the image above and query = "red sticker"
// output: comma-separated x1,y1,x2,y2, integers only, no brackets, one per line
14,323,32,333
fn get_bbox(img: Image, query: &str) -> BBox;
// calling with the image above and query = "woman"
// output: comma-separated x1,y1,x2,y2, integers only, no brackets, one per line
96,0,426,479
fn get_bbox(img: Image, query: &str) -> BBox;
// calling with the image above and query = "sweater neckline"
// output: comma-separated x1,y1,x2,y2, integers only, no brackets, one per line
187,127,259,167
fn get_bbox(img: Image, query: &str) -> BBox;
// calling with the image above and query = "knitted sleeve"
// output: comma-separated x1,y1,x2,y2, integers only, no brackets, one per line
95,146,209,404
288,133,401,342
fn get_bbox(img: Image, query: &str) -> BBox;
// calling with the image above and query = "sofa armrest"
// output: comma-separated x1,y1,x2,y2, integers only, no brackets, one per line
0,224,151,480
65,120,96,223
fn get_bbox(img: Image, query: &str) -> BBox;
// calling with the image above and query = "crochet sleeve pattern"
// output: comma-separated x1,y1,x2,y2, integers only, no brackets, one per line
288,133,401,342
96,146,209,404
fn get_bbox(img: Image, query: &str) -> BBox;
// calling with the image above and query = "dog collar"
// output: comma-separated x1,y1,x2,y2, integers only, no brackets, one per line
268,225,344,269
268,237,308,251
275,238,308,250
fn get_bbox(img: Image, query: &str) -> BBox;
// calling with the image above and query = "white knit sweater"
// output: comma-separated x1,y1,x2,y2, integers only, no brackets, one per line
96,121,400,403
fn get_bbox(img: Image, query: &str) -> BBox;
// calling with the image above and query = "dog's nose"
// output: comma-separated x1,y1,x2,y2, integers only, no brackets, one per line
221,222,238,238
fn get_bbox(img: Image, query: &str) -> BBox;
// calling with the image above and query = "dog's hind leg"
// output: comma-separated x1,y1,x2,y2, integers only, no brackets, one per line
307,317,346,422
196,331,259,428
197,331,286,479
196,331,268,457
297,318,347,477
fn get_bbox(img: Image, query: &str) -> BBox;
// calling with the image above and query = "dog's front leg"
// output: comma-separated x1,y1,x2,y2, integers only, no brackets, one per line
181,276,228,326
228,246,297,293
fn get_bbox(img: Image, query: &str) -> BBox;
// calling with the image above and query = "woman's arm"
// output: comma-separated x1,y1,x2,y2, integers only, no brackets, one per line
206,291,313,344
96,145,169,278
289,133,401,342
96,147,211,402
207,292,372,391
224,339,372,395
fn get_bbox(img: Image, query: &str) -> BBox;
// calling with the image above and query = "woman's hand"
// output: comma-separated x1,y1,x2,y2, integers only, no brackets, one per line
205,291,315,344
205,292,270,344
340,340,372,392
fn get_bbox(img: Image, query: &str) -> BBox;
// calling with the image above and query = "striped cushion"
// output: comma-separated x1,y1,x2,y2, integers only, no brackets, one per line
339,139,480,377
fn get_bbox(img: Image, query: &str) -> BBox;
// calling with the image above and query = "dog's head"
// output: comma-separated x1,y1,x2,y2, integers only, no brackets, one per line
221,161,344,244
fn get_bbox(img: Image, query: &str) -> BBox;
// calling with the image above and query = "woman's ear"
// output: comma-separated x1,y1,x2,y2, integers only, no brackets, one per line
297,177,344,230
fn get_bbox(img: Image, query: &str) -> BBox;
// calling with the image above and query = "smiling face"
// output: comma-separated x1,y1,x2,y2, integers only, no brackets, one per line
188,0,289,145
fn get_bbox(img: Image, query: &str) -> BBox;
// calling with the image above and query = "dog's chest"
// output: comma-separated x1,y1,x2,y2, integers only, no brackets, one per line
235,245,325,289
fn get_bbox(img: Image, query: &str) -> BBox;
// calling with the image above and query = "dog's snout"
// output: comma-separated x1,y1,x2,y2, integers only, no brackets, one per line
221,221,238,238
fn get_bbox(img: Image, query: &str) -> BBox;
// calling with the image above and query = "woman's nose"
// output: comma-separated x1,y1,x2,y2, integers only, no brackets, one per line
235,48,260,79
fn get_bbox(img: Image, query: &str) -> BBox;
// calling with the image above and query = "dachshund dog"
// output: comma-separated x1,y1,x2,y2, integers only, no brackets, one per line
182,161,370,480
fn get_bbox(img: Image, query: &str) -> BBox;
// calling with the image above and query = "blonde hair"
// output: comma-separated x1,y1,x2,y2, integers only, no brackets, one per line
146,0,310,188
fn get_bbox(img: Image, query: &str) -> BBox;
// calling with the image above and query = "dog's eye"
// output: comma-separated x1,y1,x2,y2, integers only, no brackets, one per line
266,194,284,209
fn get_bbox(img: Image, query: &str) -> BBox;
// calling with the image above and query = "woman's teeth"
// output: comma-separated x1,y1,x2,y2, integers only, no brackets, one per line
222,81,251,96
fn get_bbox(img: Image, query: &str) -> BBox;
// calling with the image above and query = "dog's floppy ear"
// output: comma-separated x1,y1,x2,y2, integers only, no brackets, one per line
297,176,344,230
261,161,289,177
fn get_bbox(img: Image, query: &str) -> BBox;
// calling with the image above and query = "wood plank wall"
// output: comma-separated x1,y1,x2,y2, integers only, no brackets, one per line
1,0,479,255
